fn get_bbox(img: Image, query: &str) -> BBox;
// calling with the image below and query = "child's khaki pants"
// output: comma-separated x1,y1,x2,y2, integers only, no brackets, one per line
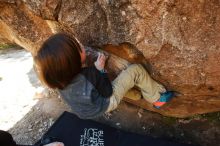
106,64,165,112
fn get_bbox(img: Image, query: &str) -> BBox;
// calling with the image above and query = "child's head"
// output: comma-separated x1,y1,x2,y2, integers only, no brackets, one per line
33,33,86,89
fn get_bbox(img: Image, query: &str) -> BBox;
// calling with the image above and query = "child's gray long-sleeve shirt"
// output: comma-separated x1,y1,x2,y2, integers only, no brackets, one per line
58,66,113,119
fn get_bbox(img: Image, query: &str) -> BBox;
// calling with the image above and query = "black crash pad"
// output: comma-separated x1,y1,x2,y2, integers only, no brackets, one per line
35,111,197,146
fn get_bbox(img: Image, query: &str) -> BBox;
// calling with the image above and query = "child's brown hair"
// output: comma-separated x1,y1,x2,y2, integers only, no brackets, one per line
34,33,82,89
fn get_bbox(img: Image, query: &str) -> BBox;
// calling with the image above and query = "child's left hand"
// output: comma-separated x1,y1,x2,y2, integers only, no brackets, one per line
44,142,64,146
94,52,107,71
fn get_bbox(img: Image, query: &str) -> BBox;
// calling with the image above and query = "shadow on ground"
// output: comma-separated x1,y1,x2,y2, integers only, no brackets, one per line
8,93,220,146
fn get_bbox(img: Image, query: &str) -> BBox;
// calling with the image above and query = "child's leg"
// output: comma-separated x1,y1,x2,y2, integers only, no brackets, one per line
106,64,166,112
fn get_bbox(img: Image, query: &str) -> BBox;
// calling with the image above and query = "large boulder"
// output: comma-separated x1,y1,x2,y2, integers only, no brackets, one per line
0,0,219,118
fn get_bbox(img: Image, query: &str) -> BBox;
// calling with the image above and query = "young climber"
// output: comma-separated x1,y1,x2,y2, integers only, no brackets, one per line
33,33,174,119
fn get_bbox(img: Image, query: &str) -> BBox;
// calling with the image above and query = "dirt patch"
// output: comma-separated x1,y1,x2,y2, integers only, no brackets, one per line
1,48,220,146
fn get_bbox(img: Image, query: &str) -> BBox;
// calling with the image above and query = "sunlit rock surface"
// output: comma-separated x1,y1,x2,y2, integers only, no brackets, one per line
0,0,220,117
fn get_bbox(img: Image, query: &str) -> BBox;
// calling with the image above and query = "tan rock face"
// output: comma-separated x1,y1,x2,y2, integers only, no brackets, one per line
0,1,54,53
0,0,219,117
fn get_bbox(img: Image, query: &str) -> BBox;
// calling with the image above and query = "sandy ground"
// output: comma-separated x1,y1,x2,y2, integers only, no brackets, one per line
0,48,220,146
0,48,40,131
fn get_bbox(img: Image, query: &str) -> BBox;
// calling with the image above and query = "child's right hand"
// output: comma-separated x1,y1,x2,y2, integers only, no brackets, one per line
94,52,107,71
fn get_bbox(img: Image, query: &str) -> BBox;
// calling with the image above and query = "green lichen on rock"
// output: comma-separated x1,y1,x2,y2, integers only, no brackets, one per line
180,111,220,124
162,116,177,125
0,44,17,49
201,112,220,123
